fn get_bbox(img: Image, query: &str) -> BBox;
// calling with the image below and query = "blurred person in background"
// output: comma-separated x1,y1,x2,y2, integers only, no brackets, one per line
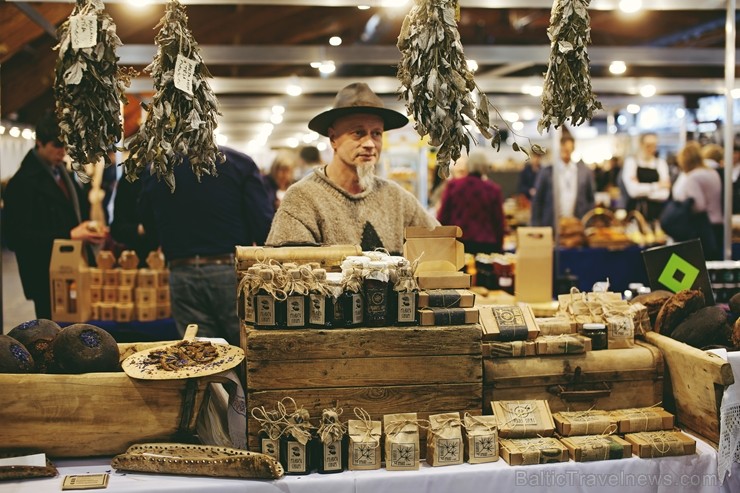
621,132,671,222
428,155,469,213
263,150,297,211
701,143,723,170
297,145,324,178
517,151,543,202
437,151,506,254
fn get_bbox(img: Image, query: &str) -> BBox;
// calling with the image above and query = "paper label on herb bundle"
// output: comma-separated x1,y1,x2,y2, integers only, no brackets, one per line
287,441,306,472
70,15,97,50
323,441,342,471
286,295,305,327
397,292,416,322
174,54,198,95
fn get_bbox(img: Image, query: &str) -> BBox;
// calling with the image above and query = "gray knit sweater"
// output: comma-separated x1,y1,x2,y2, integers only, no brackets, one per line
266,168,439,254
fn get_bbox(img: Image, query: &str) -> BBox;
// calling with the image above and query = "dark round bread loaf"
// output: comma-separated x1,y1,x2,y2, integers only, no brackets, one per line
51,324,120,374
0,334,35,373
729,292,740,315
654,290,705,337
7,319,60,373
671,306,729,349
631,290,672,329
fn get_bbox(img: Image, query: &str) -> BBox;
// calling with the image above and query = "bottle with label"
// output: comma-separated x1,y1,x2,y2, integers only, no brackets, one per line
238,266,261,325
316,408,348,474
278,268,307,329
493,256,514,295
340,266,365,327
251,407,283,463
254,269,278,329
390,266,419,326
363,261,390,327
308,268,336,328
326,272,346,328
279,408,314,475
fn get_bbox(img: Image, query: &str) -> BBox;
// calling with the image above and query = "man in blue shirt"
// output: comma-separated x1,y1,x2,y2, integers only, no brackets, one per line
139,146,274,345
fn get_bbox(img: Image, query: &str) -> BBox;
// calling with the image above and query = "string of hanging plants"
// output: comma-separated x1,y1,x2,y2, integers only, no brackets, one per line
54,0,135,183
122,0,224,192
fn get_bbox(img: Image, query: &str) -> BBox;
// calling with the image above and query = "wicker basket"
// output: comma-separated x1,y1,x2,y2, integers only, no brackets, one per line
581,208,634,249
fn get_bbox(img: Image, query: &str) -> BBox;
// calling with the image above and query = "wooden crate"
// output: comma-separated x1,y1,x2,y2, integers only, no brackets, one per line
243,325,483,455
644,332,734,446
0,341,219,457
484,341,663,414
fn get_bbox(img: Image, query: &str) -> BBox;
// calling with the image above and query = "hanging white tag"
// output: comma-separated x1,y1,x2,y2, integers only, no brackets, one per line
174,54,197,95
70,15,97,50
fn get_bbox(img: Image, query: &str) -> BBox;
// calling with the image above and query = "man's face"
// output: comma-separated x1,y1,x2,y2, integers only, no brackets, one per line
642,135,658,157
37,138,66,167
560,139,574,164
329,113,384,170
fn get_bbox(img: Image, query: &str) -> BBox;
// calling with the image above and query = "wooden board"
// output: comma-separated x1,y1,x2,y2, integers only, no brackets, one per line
644,332,734,446
484,342,663,413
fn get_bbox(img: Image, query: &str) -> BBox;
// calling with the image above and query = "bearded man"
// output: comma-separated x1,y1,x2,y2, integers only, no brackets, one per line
266,83,438,254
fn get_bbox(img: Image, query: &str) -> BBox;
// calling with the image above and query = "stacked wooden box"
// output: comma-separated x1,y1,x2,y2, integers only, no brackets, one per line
242,324,483,456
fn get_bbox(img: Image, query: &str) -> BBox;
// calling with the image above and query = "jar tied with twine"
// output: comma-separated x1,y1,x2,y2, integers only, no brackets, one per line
316,407,348,474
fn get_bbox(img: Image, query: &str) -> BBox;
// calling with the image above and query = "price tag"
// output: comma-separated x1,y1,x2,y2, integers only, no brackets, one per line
62,473,109,490
70,15,98,50
174,54,197,95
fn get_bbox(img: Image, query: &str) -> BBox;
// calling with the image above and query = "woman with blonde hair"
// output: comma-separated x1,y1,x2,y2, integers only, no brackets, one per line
669,141,723,259
263,150,297,210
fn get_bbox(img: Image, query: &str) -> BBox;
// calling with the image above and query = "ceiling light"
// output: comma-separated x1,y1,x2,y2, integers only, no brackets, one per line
286,83,302,97
317,142,328,151
609,61,627,75
626,104,640,114
732,88,740,99
9,127,20,138
357,5,370,10
466,59,479,72
676,108,686,118
272,105,285,115
380,0,407,6
287,138,299,148
520,108,536,120
502,112,519,122
522,85,543,97
0,125,5,135
310,61,322,68
617,115,627,125
303,132,319,143
639,84,656,97
329,36,342,47
128,0,150,7
21,128,34,140
318,61,336,75
512,121,524,131
261,123,274,134
270,113,284,125
619,0,642,14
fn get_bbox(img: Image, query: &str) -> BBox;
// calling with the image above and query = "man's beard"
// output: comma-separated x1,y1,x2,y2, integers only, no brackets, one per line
356,162,376,191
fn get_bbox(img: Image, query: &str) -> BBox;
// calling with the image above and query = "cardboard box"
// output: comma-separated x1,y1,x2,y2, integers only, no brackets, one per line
418,307,479,326
609,407,675,434
157,269,170,287
99,302,116,321
491,399,555,438
561,435,632,462
135,287,157,305
463,414,499,464
96,250,116,270
553,410,615,437
89,285,103,304
103,285,118,303
115,303,134,323
118,250,139,270
137,269,159,288
88,267,103,286
515,227,553,303
136,304,157,322
157,286,170,304
103,269,120,286
481,340,536,358
404,226,471,289
49,239,91,323
119,269,137,288
499,437,568,466
418,289,475,308
478,303,539,341
90,302,102,320
624,430,696,458
536,316,577,336
118,286,133,304
156,303,171,320
535,334,592,355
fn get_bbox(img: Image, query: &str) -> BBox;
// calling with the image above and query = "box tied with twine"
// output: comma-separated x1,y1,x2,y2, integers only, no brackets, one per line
347,408,382,471
426,412,463,467
462,413,499,464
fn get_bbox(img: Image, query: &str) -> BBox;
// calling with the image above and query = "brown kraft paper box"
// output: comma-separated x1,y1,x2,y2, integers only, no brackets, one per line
561,435,633,462
609,407,675,434
347,414,382,471
515,227,553,303
482,340,536,358
463,414,499,464
418,307,479,326
383,412,420,471
491,400,555,438
624,430,696,458
417,289,476,308
49,239,91,323
536,316,577,336
404,226,470,289
479,303,539,341
552,410,615,437
426,412,463,467
535,334,592,355
499,437,568,466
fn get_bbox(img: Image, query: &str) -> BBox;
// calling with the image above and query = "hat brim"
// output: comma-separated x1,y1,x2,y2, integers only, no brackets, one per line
308,106,409,136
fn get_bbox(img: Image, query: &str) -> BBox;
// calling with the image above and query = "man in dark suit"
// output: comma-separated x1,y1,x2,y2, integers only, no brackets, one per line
530,135,596,228
4,111,106,318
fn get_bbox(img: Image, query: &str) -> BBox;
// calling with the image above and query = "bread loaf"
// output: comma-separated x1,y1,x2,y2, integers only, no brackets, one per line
51,324,120,373
654,290,705,337
0,334,35,373
7,319,60,372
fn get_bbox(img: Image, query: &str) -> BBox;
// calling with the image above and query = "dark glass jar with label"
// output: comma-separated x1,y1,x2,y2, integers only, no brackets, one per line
363,261,390,327
389,266,419,326
326,273,346,328
315,409,348,474
239,266,261,324
254,269,278,329
582,323,608,350
340,267,365,327
279,411,313,475
308,269,335,329
276,269,307,329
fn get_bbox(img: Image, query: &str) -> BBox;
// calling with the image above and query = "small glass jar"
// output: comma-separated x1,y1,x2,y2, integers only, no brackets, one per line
254,269,278,329
363,261,390,327
582,323,608,350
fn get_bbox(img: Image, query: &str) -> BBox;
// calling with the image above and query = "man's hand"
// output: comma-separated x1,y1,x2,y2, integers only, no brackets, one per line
70,221,108,245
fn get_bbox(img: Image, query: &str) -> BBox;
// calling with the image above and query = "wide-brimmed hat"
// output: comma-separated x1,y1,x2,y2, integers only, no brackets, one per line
308,82,409,136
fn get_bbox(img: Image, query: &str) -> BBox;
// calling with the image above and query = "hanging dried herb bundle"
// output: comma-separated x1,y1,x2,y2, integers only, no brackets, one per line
538,0,602,133
397,0,538,177
54,0,134,182
122,0,223,192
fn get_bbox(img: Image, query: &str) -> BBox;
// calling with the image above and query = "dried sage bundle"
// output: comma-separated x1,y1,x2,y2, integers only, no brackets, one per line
54,0,134,182
538,0,602,133
122,0,224,192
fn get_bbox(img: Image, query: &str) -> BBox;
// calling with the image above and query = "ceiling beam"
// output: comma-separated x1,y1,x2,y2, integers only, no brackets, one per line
6,0,731,9
10,2,59,39
117,44,737,67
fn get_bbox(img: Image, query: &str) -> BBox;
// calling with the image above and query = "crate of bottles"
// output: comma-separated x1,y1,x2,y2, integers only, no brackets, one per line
241,324,483,456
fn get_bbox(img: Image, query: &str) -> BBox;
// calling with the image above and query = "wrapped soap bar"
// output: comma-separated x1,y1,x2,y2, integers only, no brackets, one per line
627,302,651,336
561,435,632,462
463,413,498,464
552,410,615,437
536,316,576,336
624,430,696,458
609,407,674,434
418,307,478,326
417,289,476,308
491,400,555,438
482,340,536,358
606,314,635,349
535,334,592,355
499,437,568,466
479,303,539,341
426,412,463,467
383,412,420,471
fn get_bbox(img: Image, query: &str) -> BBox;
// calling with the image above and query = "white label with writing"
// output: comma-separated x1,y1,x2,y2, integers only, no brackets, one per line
390,442,415,468
436,438,461,463
261,438,279,461
309,294,326,325
174,54,197,95
473,435,497,458
323,441,342,471
244,294,255,323
287,441,306,472
351,442,377,467
397,292,416,323
286,295,305,327
255,295,275,326
70,15,97,50
351,293,364,324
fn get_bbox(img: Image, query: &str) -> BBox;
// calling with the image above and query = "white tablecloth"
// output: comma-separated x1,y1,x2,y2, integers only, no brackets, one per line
2,433,738,493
